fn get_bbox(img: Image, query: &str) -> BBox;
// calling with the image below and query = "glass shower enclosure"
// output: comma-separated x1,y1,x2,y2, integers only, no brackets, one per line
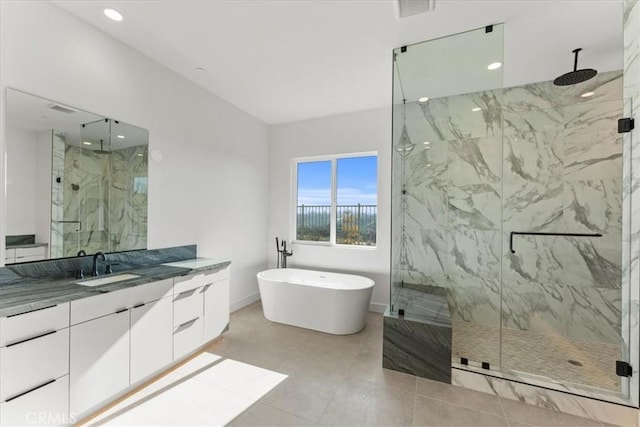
390,21,634,404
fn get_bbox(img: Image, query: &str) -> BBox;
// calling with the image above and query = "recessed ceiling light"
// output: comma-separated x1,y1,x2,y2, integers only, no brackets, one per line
83,141,92,145
472,107,482,112
104,8,124,22
423,141,430,145
581,91,595,98
487,62,502,70
117,135,125,139
137,153,143,157
196,67,206,73
418,96,429,103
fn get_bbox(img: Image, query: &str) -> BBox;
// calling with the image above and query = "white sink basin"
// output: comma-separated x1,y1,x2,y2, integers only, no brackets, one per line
76,273,141,287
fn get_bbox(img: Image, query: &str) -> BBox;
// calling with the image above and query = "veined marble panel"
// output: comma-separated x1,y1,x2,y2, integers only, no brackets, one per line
563,179,622,234
447,183,501,230
564,285,622,346
405,136,447,180
564,100,623,181
415,97,453,142
503,81,570,113
404,183,447,230
446,90,502,139
503,130,563,184
50,132,66,259
447,135,501,187
501,281,567,337
503,181,564,232
503,108,564,138
445,228,501,326
560,234,622,290
502,232,566,336
452,368,638,426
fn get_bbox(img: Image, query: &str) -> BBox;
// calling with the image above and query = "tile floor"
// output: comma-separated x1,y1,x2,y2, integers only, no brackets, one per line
210,302,617,427
88,353,287,426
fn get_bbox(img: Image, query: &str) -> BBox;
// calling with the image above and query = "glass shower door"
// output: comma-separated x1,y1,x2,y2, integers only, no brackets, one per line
500,76,631,398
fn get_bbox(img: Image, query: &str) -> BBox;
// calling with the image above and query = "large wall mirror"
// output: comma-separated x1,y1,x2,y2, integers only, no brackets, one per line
4,88,148,263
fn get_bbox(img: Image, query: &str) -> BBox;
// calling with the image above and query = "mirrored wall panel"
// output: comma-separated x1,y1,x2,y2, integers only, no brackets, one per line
5,89,148,263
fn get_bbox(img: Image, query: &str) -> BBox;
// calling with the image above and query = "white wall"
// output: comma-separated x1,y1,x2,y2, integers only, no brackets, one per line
5,127,38,236
268,108,391,311
0,1,269,308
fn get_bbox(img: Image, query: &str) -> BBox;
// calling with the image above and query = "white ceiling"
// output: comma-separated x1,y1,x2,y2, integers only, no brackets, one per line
52,0,623,125
7,88,148,149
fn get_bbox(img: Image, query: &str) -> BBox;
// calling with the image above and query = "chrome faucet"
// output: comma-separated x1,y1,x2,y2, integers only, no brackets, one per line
91,251,106,276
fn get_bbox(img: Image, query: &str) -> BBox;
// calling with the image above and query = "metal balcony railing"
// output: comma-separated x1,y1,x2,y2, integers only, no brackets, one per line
296,204,377,245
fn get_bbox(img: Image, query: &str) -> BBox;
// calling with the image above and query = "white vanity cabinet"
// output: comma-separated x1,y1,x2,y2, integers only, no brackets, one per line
130,281,174,384
172,274,205,360
203,268,230,341
69,309,130,417
4,246,48,264
69,278,173,417
172,266,230,359
0,303,71,426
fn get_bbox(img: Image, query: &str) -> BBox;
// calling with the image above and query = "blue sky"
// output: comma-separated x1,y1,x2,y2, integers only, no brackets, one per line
297,156,377,206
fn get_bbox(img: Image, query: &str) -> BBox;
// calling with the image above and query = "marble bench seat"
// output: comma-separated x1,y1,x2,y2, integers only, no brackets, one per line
382,284,452,384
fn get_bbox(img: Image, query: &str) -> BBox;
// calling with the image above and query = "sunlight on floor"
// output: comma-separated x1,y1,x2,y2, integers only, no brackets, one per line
88,353,287,426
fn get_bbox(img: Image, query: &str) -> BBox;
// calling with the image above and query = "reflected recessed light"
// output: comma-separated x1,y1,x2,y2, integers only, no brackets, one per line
487,62,502,70
137,153,143,157
104,8,123,21
472,107,482,112
418,96,429,103
83,141,92,145
581,91,595,98
117,135,125,139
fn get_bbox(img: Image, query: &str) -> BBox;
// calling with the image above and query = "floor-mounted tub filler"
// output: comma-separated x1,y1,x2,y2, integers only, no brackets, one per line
257,268,374,335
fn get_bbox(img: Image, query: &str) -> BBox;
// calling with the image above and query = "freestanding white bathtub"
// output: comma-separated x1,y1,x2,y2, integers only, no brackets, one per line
256,268,375,335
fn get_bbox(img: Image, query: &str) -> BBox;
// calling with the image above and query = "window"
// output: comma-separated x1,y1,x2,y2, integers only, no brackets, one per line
295,153,377,246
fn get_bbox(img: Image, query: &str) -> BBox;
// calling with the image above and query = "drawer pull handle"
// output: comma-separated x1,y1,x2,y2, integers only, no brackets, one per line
6,330,57,347
133,303,146,309
5,379,56,403
177,289,196,297
6,305,57,318
115,308,128,314
177,318,198,329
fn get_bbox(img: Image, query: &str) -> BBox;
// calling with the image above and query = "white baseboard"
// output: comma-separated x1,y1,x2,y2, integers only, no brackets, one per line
231,292,261,313
369,302,387,313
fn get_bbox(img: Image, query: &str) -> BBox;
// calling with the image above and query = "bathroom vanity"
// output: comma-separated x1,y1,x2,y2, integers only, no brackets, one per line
0,253,230,425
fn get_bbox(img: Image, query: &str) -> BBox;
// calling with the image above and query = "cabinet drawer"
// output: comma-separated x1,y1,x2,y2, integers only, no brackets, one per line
202,267,230,285
0,303,69,347
1,328,69,401
173,317,203,360
128,278,173,306
4,248,16,263
174,273,206,295
173,288,203,327
15,246,46,258
70,287,134,325
1,375,69,427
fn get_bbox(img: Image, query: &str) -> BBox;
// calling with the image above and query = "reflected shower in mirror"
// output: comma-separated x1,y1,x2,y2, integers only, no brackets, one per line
5,88,148,263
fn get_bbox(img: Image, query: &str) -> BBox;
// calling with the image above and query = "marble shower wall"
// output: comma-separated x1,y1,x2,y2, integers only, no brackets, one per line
109,145,148,252
394,70,625,352
52,141,148,257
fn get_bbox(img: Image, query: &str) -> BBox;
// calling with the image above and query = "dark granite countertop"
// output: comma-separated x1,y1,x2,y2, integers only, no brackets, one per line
0,258,231,317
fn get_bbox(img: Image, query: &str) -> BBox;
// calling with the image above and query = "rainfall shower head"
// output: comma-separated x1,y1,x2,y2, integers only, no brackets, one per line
553,48,597,86
93,139,110,154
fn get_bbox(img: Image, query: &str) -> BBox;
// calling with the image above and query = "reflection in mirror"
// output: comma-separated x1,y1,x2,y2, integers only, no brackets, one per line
5,89,148,263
